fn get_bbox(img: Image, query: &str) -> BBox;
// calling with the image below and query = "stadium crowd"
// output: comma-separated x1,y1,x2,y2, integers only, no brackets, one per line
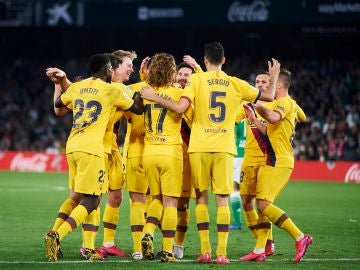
0,56,359,161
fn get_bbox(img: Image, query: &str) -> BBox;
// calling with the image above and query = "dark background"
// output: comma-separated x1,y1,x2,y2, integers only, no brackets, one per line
0,0,359,160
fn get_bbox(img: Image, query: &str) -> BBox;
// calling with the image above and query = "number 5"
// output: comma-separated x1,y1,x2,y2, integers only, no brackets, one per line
209,91,226,123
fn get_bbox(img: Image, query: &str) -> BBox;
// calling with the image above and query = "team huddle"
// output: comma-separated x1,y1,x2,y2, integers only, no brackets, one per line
44,41,312,264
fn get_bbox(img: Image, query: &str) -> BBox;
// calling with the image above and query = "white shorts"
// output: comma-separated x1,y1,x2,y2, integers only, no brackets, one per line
233,157,244,184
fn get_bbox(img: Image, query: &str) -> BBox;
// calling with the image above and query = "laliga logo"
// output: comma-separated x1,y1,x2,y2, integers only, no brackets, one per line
345,164,360,183
10,153,48,172
228,0,269,22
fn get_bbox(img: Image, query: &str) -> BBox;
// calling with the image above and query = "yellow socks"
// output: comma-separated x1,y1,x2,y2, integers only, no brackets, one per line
161,207,177,253
102,205,119,245
57,204,88,241
130,202,145,252
144,199,163,235
263,204,302,240
82,208,99,250
195,204,211,255
216,205,230,257
52,198,77,231
175,208,190,246
254,212,271,252
244,209,259,239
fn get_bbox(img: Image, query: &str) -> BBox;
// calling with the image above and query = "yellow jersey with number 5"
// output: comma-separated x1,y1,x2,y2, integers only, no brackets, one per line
182,70,260,155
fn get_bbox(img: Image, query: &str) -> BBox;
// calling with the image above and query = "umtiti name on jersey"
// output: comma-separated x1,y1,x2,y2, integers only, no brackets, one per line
80,88,99,95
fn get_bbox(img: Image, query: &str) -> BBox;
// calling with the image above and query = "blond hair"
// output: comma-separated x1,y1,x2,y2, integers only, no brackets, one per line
112,50,137,61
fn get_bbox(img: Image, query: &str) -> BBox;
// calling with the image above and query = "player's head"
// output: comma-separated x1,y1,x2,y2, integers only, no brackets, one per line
89,53,112,83
278,68,291,90
255,70,270,91
204,41,225,66
112,50,137,83
107,53,122,70
148,53,177,88
176,62,194,89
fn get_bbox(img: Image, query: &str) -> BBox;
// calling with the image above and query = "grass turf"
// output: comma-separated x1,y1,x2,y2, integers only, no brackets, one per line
0,171,359,269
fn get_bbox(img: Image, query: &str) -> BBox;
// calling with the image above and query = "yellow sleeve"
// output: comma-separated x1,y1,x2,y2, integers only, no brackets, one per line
296,104,306,122
140,71,147,82
194,65,203,73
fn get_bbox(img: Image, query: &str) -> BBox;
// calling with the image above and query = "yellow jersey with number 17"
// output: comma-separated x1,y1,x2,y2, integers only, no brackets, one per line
182,70,260,155
143,85,183,158
60,77,133,157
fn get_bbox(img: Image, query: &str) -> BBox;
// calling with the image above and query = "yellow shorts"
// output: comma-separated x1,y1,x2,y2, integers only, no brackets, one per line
181,154,195,199
189,152,233,195
67,152,105,196
256,165,293,202
240,165,260,196
125,156,148,194
143,155,183,197
106,150,125,191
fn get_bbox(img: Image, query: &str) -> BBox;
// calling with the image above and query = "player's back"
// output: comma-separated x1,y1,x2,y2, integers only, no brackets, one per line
184,70,259,155
61,77,122,157
144,85,183,145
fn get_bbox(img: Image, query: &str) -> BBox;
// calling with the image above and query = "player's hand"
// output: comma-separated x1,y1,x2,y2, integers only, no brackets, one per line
141,85,156,101
268,58,280,78
46,67,67,83
243,103,256,122
140,56,151,74
183,55,199,69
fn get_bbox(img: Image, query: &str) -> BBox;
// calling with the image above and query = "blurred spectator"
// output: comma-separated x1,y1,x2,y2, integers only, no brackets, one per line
0,55,359,162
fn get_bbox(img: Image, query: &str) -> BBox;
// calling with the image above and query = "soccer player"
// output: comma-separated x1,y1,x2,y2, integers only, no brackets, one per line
123,56,151,261
140,53,184,263
229,119,245,230
173,56,201,259
141,41,279,265
241,68,312,263
97,50,139,258
238,70,276,257
46,51,143,260
44,54,140,262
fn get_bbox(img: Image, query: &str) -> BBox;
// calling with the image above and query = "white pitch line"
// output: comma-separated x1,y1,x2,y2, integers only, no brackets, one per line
0,258,359,264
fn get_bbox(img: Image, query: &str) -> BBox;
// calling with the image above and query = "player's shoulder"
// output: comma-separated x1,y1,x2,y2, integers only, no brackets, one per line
128,81,147,92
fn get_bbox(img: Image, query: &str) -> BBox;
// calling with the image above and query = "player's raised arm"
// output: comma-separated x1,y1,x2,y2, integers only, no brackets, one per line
258,58,280,102
45,67,71,116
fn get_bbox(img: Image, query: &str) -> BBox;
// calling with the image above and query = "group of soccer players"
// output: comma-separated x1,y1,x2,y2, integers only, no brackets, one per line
44,41,312,264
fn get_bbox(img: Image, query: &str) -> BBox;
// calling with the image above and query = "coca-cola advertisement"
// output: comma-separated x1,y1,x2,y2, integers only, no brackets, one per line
291,161,360,183
227,0,270,23
0,151,68,173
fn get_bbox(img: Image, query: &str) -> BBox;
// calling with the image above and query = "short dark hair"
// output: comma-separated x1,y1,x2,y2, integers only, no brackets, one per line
177,62,194,73
256,69,270,76
279,68,291,89
89,54,110,75
106,53,122,70
204,41,224,65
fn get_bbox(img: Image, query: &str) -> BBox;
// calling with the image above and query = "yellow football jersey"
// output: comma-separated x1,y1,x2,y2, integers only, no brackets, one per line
236,107,267,167
264,96,298,168
103,82,134,153
182,70,260,154
143,84,183,158
60,77,133,157
124,81,147,158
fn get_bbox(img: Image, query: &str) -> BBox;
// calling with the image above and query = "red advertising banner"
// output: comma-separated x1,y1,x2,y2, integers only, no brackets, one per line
0,151,359,183
0,151,68,172
291,161,360,183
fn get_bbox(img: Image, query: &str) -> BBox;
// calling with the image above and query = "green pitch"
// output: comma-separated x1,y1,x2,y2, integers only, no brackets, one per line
0,171,359,270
